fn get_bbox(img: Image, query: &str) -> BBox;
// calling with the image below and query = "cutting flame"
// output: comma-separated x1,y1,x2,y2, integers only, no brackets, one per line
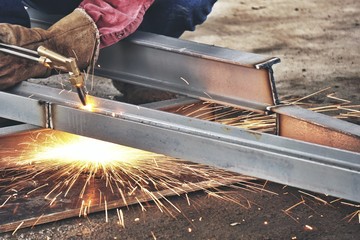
18,131,160,170
79,97,95,112
34,135,148,165
80,103,94,112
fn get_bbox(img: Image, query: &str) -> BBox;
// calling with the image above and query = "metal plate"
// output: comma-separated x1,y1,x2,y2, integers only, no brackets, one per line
0,129,248,233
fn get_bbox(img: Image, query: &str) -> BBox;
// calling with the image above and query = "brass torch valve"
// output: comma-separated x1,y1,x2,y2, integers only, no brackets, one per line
36,46,87,106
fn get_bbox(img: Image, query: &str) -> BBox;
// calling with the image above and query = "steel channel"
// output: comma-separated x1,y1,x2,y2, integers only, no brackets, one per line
96,32,279,113
273,105,360,153
1,82,360,202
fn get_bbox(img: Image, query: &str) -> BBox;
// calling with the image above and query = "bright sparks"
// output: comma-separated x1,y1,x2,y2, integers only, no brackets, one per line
2,89,355,232
32,133,152,165
0,129,252,232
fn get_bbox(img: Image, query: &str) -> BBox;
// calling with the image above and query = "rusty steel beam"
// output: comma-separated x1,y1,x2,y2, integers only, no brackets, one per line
273,105,360,153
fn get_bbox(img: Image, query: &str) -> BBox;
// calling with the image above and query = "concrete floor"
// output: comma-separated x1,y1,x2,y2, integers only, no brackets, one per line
1,0,359,239
183,0,360,106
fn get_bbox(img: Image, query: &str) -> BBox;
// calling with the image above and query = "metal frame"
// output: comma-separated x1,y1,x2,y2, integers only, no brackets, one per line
0,8,358,203
1,82,360,202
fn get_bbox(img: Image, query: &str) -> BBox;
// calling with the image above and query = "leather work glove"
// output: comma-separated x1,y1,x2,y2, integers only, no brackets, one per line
0,9,98,90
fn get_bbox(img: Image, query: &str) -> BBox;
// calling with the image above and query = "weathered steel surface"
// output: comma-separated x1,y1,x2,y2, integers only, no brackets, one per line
274,105,360,153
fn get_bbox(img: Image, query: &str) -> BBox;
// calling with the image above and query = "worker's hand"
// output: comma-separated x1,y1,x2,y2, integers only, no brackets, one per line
0,9,98,90
0,24,50,90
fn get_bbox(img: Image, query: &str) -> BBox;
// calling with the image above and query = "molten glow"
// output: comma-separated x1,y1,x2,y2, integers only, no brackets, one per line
80,103,94,112
20,131,159,169
34,135,146,164
79,97,96,112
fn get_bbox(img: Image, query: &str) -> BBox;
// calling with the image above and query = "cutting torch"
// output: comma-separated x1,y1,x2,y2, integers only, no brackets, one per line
0,43,87,106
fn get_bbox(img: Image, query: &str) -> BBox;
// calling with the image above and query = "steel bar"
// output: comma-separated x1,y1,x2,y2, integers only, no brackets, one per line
273,105,360,153
0,43,40,62
96,32,279,113
1,82,360,202
27,8,280,114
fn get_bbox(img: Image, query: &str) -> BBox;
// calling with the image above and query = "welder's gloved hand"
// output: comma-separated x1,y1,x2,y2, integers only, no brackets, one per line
0,9,98,90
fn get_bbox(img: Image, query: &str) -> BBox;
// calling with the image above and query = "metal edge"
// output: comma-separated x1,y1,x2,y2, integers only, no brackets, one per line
0,124,40,137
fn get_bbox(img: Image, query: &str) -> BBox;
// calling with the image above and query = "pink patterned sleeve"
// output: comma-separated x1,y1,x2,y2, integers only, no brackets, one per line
79,0,154,48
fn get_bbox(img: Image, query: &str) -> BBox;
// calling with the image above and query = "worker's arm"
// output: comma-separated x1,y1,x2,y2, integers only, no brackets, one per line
79,0,154,48
0,0,154,90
